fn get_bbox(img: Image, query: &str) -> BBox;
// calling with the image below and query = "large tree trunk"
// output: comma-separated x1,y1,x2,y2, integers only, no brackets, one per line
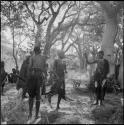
12,25,18,70
79,54,84,70
35,24,42,47
99,2,118,57
77,39,84,70
99,2,123,89
99,2,118,74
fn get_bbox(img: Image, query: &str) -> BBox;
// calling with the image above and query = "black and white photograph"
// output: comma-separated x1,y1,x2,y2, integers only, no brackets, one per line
1,1,124,124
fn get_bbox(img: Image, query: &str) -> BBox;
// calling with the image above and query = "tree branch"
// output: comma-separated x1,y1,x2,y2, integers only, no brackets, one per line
23,1,38,24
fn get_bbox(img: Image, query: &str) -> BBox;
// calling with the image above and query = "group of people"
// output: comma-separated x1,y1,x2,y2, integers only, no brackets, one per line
15,46,68,123
1,47,121,124
1,62,19,96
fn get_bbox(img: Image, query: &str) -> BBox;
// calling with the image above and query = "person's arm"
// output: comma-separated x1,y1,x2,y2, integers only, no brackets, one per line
27,57,33,76
84,53,97,64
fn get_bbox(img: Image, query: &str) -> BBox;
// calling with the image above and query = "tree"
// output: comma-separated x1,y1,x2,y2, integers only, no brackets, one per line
1,1,25,70
97,1,124,88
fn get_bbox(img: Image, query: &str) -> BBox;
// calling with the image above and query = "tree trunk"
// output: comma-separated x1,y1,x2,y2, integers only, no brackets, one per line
35,24,42,47
101,12,118,58
99,2,118,78
79,54,84,70
77,39,84,70
12,25,18,70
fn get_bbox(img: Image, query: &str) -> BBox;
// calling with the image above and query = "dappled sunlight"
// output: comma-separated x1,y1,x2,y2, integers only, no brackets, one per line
1,1,123,124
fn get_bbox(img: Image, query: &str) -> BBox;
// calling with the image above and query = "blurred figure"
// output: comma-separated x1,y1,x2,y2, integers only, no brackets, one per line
27,46,46,122
1,61,8,96
85,50,109,106
16,54,31,99
47,50,67,110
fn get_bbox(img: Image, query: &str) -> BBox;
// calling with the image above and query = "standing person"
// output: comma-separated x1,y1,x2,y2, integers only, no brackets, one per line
85,50,109,106
16,55,31,99
47,50,67,110
27,46,46,122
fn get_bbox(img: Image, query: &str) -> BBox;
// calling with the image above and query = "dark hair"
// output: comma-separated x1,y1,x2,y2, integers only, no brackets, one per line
25,56,30,63
12,68,16,73
34,46,41,54
57,50,65,59
98,50,104,56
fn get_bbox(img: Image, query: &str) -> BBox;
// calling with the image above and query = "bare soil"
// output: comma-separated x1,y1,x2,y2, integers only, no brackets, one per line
1,70,123,124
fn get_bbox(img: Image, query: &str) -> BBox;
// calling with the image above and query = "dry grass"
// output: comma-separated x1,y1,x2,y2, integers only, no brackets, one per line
91,93,123,124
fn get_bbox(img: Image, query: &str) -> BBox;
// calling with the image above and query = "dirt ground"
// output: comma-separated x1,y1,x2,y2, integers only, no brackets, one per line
1,70,123,124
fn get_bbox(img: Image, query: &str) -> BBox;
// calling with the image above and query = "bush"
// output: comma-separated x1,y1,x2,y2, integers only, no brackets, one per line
106,75,121,94
109,106,124,124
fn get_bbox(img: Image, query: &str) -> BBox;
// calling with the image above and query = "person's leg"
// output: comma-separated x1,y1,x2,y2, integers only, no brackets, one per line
61,80,66,100
35,99,40,119
47,83,57,108
28,97,34,119
94,87,99,105
100,86,104,105
102,86,107,101
22,86,27,99
56,93,62,110
35,75,41,119
27,75,35,119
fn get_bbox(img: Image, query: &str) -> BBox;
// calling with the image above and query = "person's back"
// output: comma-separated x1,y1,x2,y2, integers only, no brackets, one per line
31,54,46,71
27,46,46,122
53,58,66,79
16,56,30,90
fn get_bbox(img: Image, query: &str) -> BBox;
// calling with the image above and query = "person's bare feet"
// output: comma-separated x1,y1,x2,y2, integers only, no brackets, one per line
27,115,34,124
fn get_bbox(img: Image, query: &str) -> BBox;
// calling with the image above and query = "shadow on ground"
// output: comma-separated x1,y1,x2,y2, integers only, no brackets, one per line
91,93,123,124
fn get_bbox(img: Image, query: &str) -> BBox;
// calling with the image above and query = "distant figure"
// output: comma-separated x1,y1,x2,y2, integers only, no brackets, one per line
85,50,109,106
27,46,46,122
1,61,8,95
8,68,18,83
47,50,67,110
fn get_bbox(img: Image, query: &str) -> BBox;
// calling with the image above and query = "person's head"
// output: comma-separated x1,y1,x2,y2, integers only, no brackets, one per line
57,50,65,59
25,55,30,63
34,46,41,55
12,68,16,73
97,50,104,59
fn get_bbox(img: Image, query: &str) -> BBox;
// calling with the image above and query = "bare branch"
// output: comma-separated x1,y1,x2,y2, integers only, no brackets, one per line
23,1,38,24
38,2,44,22
48,1,55,14
56,1,67,13
64,42,74,53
